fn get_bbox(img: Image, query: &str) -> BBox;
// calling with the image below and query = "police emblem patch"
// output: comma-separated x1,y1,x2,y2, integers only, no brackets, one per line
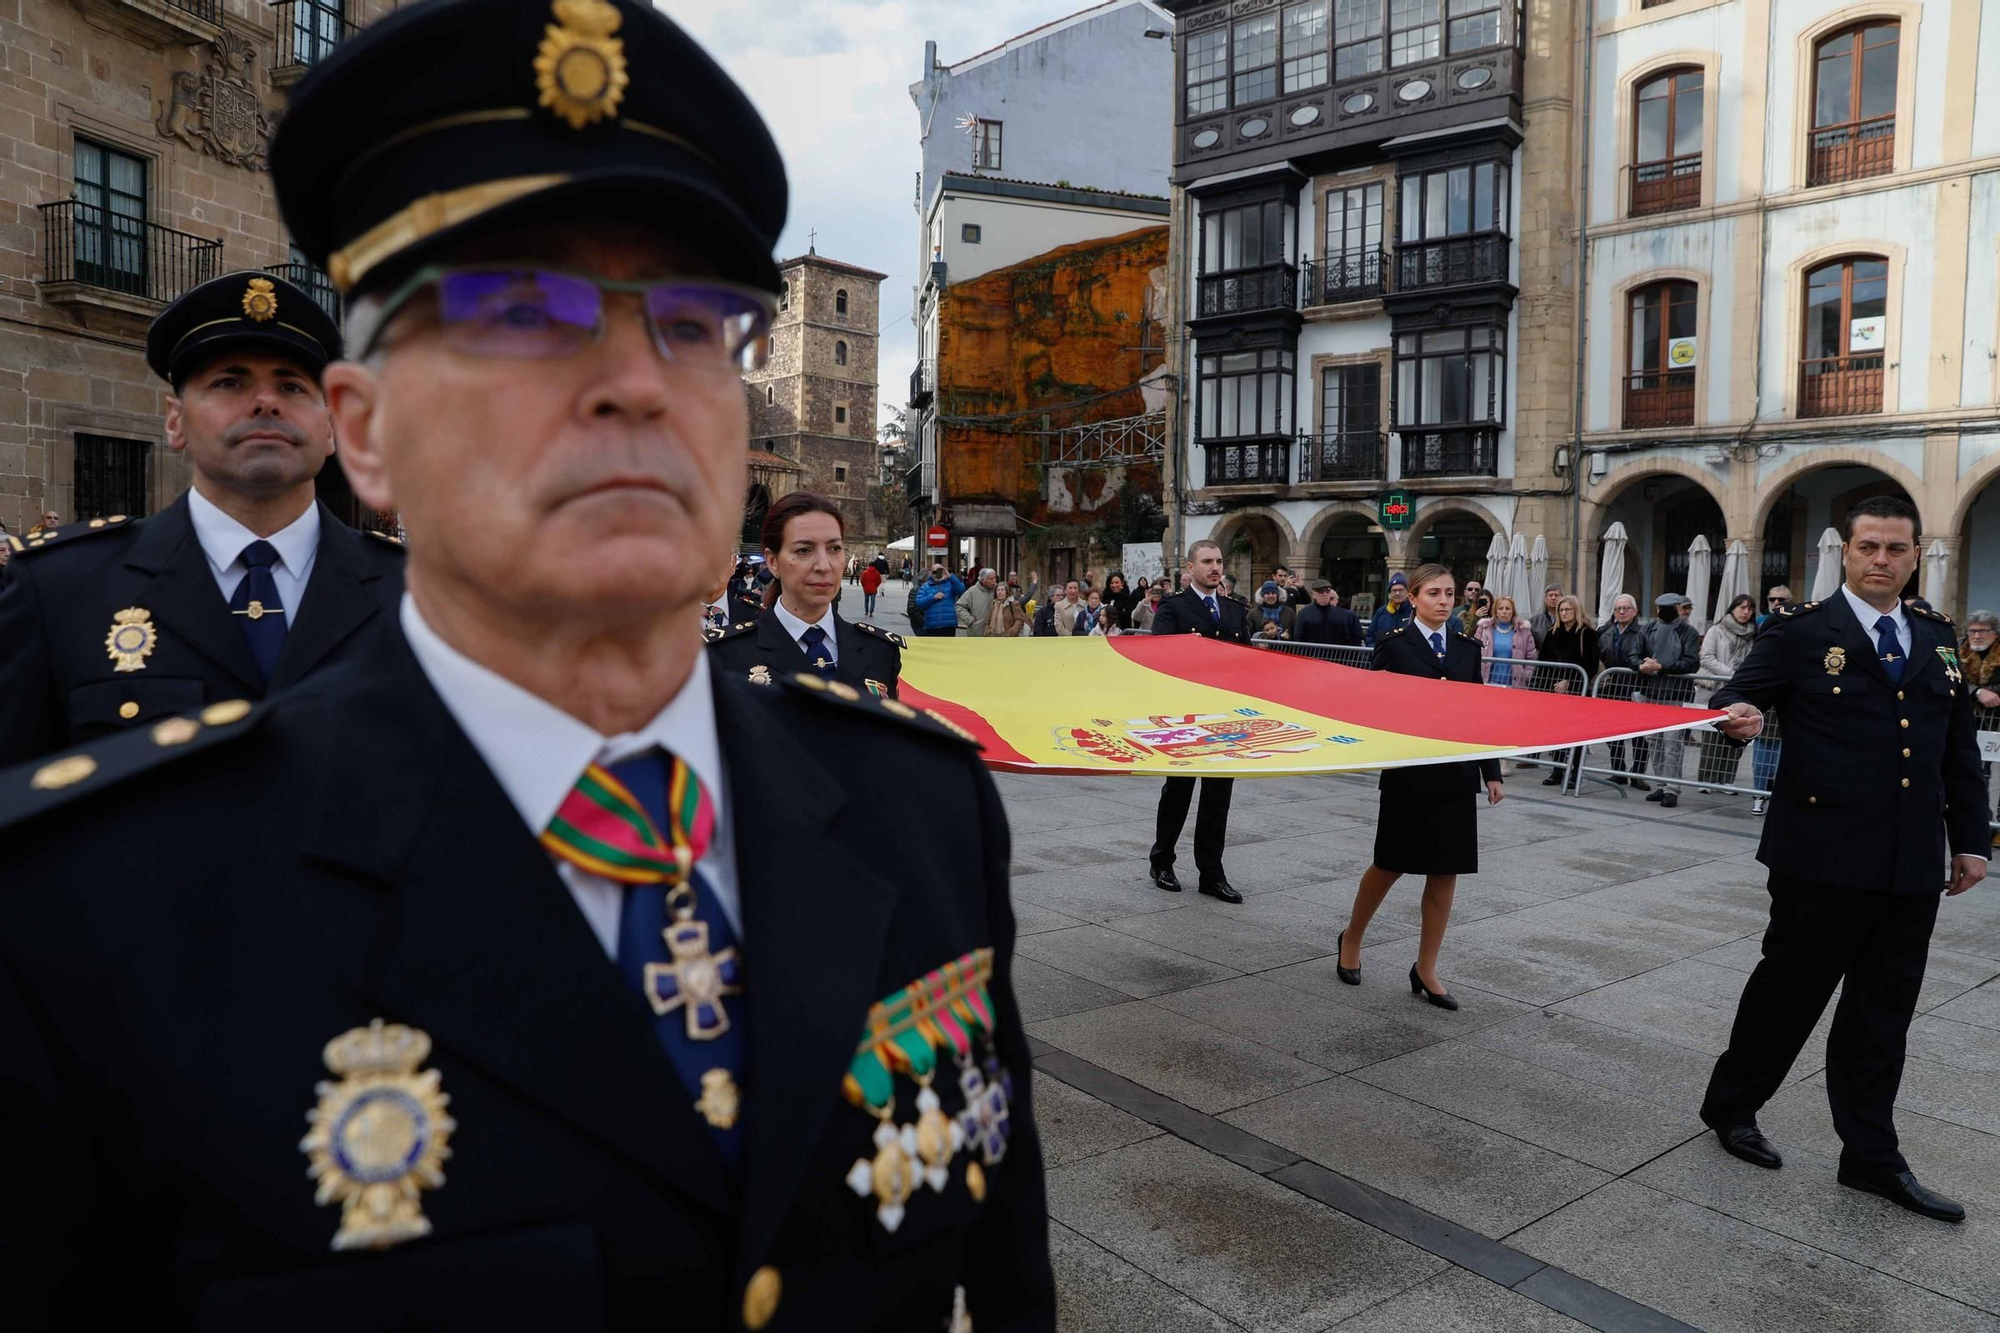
533,0,630,131
300,1020,455,1251
105,607,158,673
1823,647,1847,676
242,276,278,322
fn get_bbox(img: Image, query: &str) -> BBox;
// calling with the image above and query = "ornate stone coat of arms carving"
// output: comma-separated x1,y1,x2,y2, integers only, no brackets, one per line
158,31,277,170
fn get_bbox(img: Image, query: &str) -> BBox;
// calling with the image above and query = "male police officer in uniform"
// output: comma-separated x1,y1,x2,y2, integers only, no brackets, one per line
1146,537,1252,903
0,270,404,764
1702,495,1986,1222
0,2,1051,1328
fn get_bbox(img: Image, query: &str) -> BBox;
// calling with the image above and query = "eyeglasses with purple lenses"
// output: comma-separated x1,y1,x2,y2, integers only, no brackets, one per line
368,265,776,371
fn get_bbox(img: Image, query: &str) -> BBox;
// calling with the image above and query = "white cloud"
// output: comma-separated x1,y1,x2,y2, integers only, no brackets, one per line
661,0,1089,432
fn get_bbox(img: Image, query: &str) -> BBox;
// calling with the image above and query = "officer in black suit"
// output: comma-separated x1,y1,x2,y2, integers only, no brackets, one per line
0,3,1051,1328
1146,538,1253,903
1701,495,1986,1223
0,270,403,766
708,612,902,699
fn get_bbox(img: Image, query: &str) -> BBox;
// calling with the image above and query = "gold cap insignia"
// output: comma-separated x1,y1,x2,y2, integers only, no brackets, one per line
30,754,96,791
533,0,630,132
105,607,158,673
243,277,279,322
301,1020,456,1251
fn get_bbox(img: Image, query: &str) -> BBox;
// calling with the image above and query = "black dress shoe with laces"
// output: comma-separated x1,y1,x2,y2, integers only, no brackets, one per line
1198,877,1243,904
1150,866,1182,893
1713,1123,1783,1169
1839,1169,1966,1222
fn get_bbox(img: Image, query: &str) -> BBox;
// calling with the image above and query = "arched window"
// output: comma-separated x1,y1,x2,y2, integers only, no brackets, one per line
1800,256,1887,417
765,385,774,405
1624,281,1697,428
1631,68,1702,216
834,288,849,317
833,340,848,366
1809,21,1897,186
778,281,790,312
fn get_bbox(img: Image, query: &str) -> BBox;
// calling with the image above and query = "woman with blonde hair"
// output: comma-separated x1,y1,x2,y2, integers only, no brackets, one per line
1536,594,1599,786
1334,564,1503,1010
1474,595,1537,687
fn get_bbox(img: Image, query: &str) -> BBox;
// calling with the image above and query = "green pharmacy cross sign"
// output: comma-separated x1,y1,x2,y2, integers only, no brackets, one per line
1379,491,1413,530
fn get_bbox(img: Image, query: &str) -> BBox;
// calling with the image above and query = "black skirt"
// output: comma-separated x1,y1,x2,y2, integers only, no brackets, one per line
1372,789,1479,875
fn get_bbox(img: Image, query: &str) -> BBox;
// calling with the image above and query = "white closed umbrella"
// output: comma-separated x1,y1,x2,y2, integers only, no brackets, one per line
1529,534,1549,605
1684,534,1712,631
1505,532,1529,609
1923,539,1949,609
1598,522,1628,623
1712,539,1749,625
1809,527,1844,601
1483,532,1508,600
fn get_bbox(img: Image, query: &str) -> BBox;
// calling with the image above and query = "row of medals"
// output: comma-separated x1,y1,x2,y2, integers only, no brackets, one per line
848,1044,1013,1235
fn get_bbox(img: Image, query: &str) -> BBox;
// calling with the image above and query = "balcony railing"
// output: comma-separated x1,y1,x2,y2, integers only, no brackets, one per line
1798,354,1884,418
272,0,356,74
1806,115,1894,187
1399,427,1499,477
1196,263,1298,318
39,200,222,305
1202,437,1291,487
909,360,933,408
1301,251,1387,306
1395,233,1508,291
1623,370,1695,428
264,261,341,321
1298,430,1385,482
1628,154,1702,217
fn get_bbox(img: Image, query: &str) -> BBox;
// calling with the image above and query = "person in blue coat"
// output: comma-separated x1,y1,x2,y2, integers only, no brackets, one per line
916,563,965,637
1367,570,1415,646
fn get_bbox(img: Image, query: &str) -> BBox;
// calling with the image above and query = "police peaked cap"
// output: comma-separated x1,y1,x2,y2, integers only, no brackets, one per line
145,270,344,388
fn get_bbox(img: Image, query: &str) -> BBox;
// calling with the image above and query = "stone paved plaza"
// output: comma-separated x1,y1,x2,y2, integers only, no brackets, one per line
993,769,2000,1333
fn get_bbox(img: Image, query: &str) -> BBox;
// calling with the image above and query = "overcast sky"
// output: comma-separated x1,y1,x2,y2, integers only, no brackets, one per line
667,0,1089,437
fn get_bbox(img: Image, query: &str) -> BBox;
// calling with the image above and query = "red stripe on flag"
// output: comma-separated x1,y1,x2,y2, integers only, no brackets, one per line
893,681,1041,767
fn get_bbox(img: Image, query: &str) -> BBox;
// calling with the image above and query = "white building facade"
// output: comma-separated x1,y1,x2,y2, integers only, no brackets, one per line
1575,0,1999,616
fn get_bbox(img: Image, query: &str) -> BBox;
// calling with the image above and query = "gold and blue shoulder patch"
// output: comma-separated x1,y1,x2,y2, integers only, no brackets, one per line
13,514,133,555
1,698,266,832
779,672,977,748
854,621,905,649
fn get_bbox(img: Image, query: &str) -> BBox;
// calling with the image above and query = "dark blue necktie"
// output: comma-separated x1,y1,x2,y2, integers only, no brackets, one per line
1874,615,1904,684
1429,631,1445,659
1204,595,1220,623
607,752,747,1170
230,539,287,684
799,624,835,678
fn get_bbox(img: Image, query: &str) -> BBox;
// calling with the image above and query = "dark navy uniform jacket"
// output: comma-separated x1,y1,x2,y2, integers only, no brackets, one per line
707,609,904,698
1713,595,1986,896
0,628,1051,1331
0,492,404,765
1372,625,1504,794
1149,587,1252,644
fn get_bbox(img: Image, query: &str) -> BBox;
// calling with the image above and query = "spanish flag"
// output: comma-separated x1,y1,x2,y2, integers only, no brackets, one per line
897,636,1721,777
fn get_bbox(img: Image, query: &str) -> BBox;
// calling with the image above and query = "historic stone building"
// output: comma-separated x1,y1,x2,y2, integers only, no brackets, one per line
0,0,390,537
743,250,888,552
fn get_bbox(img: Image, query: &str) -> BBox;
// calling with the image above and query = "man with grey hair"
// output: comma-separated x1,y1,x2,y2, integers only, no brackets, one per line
1599,593,1650,787
957,566,999,637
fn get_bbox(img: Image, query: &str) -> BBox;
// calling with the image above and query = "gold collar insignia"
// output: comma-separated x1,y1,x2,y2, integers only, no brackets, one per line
533,0,629,131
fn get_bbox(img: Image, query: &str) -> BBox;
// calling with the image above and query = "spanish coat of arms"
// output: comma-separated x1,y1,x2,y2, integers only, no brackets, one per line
158,31,276,170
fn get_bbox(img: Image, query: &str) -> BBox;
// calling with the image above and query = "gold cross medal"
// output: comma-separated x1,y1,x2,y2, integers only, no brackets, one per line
105,607,157,673
847,1112,920,1232
300,1020,455,1251
642,884,743,1040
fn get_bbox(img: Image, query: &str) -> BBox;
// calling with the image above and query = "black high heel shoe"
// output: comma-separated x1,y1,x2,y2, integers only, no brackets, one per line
1335,930,1360,986
1409,965,1459,1011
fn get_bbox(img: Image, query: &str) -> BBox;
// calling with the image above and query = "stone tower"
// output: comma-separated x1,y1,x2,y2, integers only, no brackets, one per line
744,250,886,548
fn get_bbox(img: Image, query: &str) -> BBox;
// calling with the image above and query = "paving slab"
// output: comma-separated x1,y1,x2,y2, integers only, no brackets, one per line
1035,1075,1165,1169
1223,1076,1613,1236
1547,957,1834,1067
1011,955,1131,1025
1906,1013,2000,1076
1012,866,1190,924
1329,1267,1592,1333
1044,1136,1447,1333
1333,877,1564,937
1508,1178,2000,1333
1013,898,1086,937
1017,923,1241,998
1265,955,1537,1035
1931,978,2000,1031
1151,975,1448,1073
1196,887,1421,956
1029,1000,1331,1114
1103,902,1335,972
1431,899,1743,1007
1562,864,1775,938
1465,1009,1728,1115
1759,1080,2000,1209
1050,1222,1241,1333
1352,1041,1706,1174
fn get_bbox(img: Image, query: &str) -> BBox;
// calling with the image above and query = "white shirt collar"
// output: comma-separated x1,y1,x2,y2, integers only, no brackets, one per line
1841,583,1907,640
1413,615,1447,637
187,486,319,577
398,593,728,844
771,595,831,644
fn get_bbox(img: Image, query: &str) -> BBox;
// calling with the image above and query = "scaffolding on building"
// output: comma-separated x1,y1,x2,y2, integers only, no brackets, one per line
1031,410,1166,469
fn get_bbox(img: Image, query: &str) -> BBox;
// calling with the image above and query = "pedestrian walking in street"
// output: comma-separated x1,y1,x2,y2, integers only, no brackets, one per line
859,560,882,615
1147,540,1252,904
1334,565,1503,1011
1701,496,1984,1223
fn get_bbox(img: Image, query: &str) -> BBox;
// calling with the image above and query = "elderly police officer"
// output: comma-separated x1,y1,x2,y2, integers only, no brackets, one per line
0,269,404,764
1702,495,1986,1222
0,2,1051,1327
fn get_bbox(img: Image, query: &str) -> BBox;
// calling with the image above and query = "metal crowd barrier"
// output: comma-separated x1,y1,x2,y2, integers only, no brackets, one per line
1567,667,1774,802
1973,694,2000,833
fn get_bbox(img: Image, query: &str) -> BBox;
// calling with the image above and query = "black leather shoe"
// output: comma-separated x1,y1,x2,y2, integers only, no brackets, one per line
1645,788,1666,802
1714,1123,1783,1169
1408,965,1459,1011
1542,771,1564,786
1839,1169,1966,1222
1198,877,1243,904
1629,779,1652,792
1659,791,1679,808
1335,930,1360,985
1150,866,1182,893
1608,774,1630,786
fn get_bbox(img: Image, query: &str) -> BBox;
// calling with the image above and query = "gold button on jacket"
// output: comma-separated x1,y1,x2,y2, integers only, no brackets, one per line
743,1266,782,1331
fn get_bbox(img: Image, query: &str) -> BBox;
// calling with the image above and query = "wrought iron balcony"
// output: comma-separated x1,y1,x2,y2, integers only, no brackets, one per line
1807,115,1894,187
1395,234,1508,292
1298,431,1385,483
272,0,356,76
1301,251,1387,306
1399,427,1499,478
39,200,222,307
1196,263,1298,318
264,261,341,320
1798,354,1884,418
1623,370,1695,429
1628,154,1702,217
903,462,924,510
1201,437,1291,488
909,359,933,408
